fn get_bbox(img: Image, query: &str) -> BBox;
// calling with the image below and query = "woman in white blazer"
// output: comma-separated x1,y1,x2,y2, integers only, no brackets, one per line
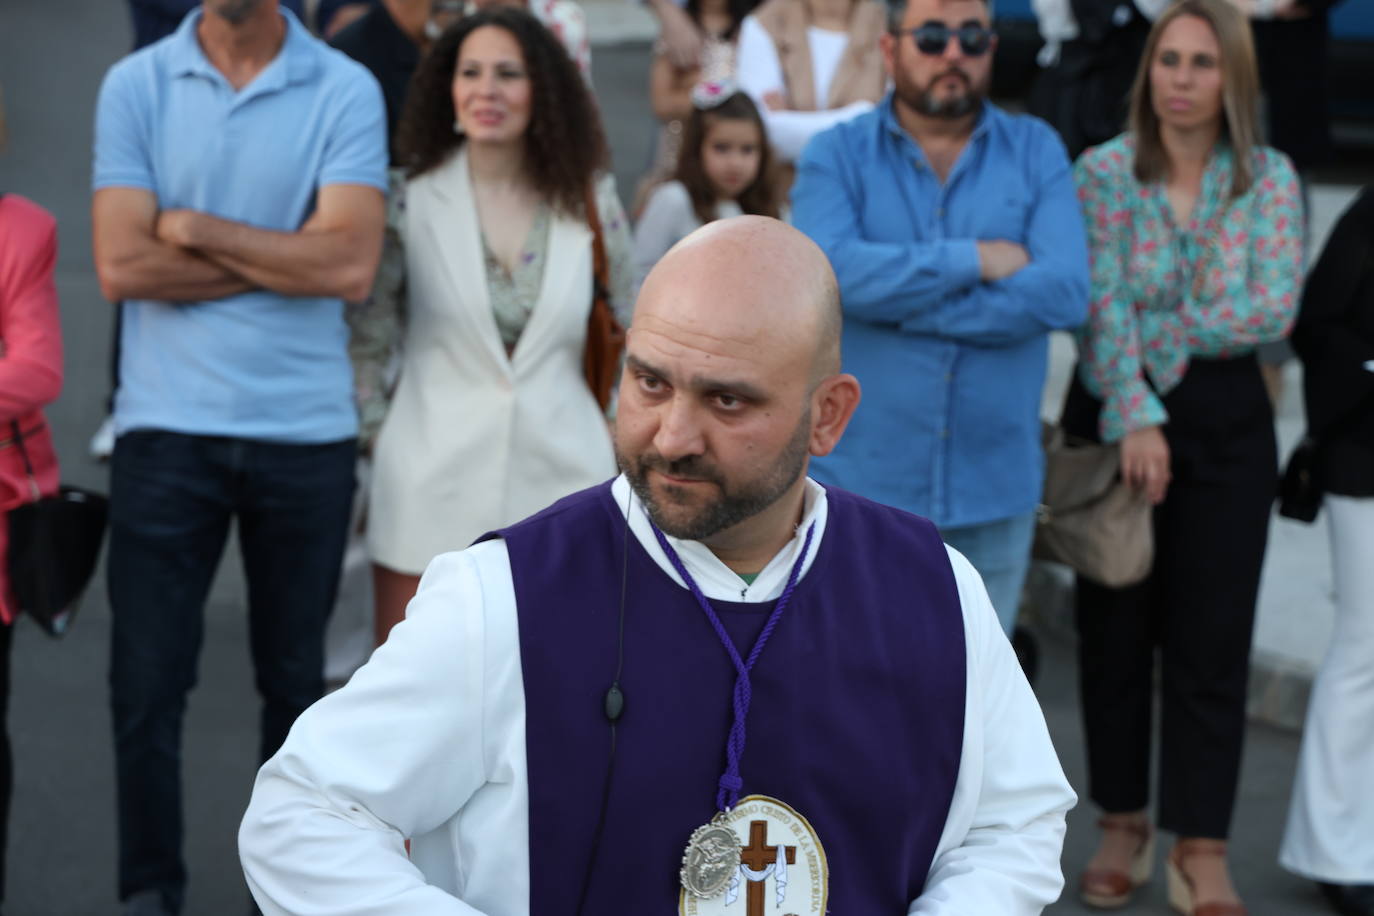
351,7,633,642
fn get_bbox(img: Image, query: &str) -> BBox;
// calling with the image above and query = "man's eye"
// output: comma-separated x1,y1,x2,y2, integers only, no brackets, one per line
714,394,740,409
638,375,664,392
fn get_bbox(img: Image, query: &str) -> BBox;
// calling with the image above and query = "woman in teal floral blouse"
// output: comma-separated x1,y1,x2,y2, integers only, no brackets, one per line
1062,0,1303,912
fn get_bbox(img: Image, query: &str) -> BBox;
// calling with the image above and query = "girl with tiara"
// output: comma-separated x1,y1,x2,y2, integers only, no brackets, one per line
632,84,780,293
634,0,749,213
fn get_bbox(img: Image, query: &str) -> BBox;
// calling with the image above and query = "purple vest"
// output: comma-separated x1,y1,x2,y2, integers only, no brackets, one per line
486,481,966,913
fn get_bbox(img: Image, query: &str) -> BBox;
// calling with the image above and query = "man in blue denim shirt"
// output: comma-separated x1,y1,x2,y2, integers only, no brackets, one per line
792,0,1089,636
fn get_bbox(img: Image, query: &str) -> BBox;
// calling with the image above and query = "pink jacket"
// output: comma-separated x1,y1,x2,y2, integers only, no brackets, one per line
0,194,63,624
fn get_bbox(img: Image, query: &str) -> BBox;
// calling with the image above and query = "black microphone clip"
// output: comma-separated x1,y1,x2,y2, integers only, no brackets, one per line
603,683,625,722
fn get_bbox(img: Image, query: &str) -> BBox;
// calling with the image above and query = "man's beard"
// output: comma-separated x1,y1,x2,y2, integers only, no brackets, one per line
896,66,987,120
209,0,266,25
617,411,812,541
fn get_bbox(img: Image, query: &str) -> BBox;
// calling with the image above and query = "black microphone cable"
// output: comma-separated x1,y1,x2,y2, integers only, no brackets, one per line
574,484,632,916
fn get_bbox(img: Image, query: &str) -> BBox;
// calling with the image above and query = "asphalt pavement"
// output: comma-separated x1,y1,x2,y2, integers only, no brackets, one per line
0,2,1364,913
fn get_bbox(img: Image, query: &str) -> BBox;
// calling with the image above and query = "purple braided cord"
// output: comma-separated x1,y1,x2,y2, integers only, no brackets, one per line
651,521,817,812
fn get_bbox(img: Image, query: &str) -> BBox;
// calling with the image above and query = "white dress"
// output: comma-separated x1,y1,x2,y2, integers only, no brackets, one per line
362,150,632,574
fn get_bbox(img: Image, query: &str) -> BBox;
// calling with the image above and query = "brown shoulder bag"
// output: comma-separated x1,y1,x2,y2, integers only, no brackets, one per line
582,184,625,411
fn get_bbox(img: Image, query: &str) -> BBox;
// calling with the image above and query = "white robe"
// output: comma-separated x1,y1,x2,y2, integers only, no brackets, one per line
240,476,1078,914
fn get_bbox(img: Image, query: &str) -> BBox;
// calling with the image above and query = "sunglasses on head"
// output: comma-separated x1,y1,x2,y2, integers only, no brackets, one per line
896,21,995,56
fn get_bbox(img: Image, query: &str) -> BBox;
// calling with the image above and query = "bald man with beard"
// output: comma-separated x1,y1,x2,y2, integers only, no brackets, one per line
239,217,1076,915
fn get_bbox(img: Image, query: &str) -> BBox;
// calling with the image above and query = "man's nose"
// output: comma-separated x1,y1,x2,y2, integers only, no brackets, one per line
653,396,706,461
941,35,965,62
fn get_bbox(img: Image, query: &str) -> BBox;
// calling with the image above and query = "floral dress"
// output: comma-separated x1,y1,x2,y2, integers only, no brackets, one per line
1072,134,1304,443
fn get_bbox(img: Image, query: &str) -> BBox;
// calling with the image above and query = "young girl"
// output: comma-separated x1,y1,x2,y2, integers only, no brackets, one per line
633,87,778,292
634,0,751,212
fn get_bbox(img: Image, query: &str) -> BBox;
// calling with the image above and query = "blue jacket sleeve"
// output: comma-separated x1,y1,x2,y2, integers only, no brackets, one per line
791,128,983,328
897,129,1090,345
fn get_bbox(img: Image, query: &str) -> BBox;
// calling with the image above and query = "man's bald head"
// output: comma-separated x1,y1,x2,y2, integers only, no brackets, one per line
636,216,843,385
616,216,860,548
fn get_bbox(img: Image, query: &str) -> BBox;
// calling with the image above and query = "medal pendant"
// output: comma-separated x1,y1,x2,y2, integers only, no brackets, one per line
679,813,741,899
678,795,829,916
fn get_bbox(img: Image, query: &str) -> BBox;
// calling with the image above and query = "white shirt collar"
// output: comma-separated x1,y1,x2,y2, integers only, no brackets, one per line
609,474,829,604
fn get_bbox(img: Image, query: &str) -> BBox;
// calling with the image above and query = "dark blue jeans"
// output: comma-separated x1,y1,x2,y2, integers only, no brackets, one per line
107,431,356,913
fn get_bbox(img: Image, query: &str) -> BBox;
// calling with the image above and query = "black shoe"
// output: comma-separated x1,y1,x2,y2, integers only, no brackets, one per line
1319,882,1374,916
122,889,172,916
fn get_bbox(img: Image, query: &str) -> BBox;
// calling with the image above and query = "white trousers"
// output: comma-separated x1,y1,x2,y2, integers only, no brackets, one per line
1280,494,1374,882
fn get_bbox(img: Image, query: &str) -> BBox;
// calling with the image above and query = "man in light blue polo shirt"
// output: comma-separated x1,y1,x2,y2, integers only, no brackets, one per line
792,0,1089,640
91,1,386,912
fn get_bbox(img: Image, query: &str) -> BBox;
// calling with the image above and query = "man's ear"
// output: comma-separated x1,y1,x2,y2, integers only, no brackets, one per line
809,374,862,458
880,31,897,80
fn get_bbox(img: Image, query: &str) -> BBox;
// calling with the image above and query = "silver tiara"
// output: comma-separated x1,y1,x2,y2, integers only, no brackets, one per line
691,78,739,111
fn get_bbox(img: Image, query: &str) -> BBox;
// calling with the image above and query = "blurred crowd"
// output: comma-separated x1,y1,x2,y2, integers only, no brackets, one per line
0,0,1370,912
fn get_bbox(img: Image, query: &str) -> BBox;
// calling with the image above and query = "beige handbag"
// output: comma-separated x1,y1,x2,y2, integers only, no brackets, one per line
1033,423,1154,588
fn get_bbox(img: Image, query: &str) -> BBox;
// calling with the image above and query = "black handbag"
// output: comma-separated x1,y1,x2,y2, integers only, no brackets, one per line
5,420,109,637
1277,435,1323,523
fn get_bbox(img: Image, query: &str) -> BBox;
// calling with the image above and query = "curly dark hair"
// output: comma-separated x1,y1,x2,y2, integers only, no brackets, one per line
674,92,779,225
394,7,608,216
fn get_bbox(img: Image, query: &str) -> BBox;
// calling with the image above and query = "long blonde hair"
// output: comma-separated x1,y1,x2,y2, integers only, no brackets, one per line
1127,0,1261,198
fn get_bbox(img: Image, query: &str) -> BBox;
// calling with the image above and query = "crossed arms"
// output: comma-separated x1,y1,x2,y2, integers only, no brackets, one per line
791,125,1091,346
92,183,385,305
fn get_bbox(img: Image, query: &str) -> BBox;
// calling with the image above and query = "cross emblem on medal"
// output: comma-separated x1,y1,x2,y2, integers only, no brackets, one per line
739,820,797,916
678,796,826,915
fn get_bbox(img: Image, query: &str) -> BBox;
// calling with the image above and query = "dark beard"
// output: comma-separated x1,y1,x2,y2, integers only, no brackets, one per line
617,411,811,541
898,68,985,120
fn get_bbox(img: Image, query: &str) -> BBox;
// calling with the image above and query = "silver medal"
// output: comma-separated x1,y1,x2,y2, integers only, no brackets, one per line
679,814,741,899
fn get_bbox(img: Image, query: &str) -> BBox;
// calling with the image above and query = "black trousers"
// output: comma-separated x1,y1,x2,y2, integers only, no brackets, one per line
1064,355,1277,838
108,432,356,912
